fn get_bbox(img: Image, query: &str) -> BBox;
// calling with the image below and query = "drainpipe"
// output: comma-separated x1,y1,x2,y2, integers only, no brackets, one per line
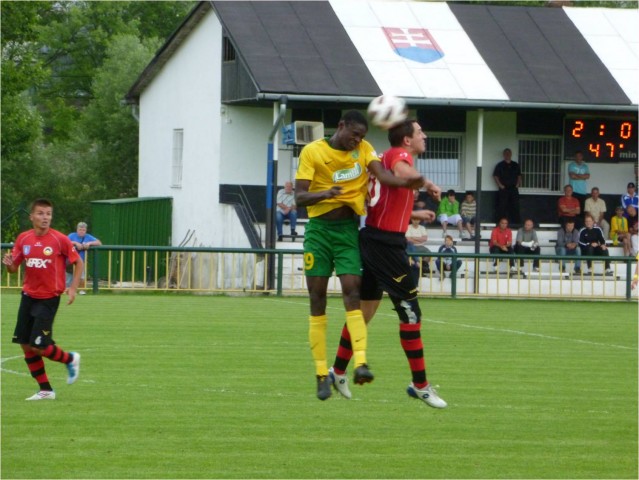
474,108,484,293
265,95,288,290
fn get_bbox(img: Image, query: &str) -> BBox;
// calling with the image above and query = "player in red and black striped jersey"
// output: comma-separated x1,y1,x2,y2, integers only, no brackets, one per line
3,198,84,401
330,119,448,408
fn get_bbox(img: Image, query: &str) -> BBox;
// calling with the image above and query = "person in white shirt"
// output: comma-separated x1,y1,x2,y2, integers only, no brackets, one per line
406,217,431,276
275,181,297,241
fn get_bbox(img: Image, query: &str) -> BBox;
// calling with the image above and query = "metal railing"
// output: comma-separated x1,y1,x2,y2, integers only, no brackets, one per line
1,244,635,300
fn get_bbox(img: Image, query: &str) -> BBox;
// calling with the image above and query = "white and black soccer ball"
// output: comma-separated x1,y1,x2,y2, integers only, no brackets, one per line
367,95,408,130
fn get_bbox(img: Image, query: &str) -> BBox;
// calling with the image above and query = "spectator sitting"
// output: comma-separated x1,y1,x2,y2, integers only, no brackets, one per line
610,205,632,256
584,187,610,240
489,218,515,271
67,221,101,292
631,222,638,257
276,181,297,241
555,218,581,274
435,234,462,277
578,213,612,275
621,182,638,214
514,219,541,272
412,191,430,227
624,205,638,225
406,217,432,277
436,189,464,238
460,191,477,240
558,184,582,229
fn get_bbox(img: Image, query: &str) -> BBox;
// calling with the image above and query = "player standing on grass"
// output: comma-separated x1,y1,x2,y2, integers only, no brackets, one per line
2,198,82,400
295,110,424,400
329,119,448,408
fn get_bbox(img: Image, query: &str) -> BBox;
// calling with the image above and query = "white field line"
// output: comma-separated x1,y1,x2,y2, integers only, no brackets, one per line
271,298,635,351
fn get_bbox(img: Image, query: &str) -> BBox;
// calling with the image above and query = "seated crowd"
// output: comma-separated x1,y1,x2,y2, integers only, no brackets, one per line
408,183,637,276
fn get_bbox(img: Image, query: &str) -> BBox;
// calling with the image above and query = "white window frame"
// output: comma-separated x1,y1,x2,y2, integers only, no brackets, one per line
416,133,464,191
517,135,562,194
171,129,184,188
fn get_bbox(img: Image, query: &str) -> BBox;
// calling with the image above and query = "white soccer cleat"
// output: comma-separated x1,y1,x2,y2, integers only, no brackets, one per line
407,382,447,409
26,390,56,401
67,352,81,385
329,367,352,399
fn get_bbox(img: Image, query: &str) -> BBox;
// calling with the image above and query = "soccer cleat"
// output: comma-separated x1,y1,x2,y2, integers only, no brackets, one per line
316,375,332,401
329,367,352,399
67,352,81,385
353,364,374,385
26,390,56,401
407,383,447,409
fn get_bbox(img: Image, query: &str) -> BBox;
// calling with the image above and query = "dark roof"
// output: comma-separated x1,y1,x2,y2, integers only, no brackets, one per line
126,1,636,110
448,3,630,105
212,1,380,96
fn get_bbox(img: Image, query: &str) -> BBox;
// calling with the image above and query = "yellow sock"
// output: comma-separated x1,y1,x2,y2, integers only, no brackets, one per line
309,315,328,377
345,309,367,367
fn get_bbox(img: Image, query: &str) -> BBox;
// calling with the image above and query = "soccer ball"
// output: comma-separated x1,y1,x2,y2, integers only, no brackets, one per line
367,95,408,130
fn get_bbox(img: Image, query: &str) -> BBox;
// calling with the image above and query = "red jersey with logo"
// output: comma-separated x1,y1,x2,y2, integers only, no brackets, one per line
11,228,80,299
365,147,415,233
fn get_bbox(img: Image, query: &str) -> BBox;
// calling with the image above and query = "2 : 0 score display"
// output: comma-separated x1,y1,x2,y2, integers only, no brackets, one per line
564,117,638,163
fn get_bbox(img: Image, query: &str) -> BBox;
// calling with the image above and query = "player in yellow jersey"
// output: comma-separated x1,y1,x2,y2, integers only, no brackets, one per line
295,110,424,400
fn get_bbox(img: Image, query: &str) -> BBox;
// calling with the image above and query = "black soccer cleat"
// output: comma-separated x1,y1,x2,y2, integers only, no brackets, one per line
353,364,375,385
316,375,332,401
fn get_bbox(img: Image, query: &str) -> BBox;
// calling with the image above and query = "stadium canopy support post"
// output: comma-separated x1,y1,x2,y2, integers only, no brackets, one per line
265,96,288,291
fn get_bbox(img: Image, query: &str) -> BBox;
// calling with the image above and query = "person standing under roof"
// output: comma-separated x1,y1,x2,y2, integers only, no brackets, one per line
493,148,522,225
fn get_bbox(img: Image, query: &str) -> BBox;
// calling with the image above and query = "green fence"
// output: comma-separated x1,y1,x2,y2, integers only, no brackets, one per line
1,243,636,301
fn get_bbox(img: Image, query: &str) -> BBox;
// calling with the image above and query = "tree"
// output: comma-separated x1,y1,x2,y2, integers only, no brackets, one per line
1,1,51,239
1,1,195,235
82,34,162,200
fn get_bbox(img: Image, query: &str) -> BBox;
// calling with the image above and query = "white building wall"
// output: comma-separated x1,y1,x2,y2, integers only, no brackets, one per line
219,106,291,186
464,111,517,191
138,12,226,247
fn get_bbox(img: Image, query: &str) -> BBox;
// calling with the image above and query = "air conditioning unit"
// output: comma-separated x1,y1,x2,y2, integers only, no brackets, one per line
282,121,324,145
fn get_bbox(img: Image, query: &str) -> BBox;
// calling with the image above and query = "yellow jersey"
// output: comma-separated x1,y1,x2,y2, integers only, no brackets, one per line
295,138,379,217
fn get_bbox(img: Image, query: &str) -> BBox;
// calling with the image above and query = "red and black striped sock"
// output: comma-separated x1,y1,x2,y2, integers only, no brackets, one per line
400,323,427,388
24,351,52,391
42,345,72,364
332,323,353,375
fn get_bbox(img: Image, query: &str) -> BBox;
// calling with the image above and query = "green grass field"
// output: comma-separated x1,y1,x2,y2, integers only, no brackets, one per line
1,292,637,479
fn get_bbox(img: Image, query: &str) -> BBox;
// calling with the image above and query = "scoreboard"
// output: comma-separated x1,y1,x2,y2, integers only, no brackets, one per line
564,117,638,163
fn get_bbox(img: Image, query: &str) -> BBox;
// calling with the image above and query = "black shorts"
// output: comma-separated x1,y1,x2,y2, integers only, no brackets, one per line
359,227,419,302
12,293,60,347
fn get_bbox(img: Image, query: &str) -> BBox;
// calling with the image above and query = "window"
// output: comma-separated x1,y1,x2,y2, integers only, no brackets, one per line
415,134,463,189
171,129,184,188
518,136,562,192
223,36,236,62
